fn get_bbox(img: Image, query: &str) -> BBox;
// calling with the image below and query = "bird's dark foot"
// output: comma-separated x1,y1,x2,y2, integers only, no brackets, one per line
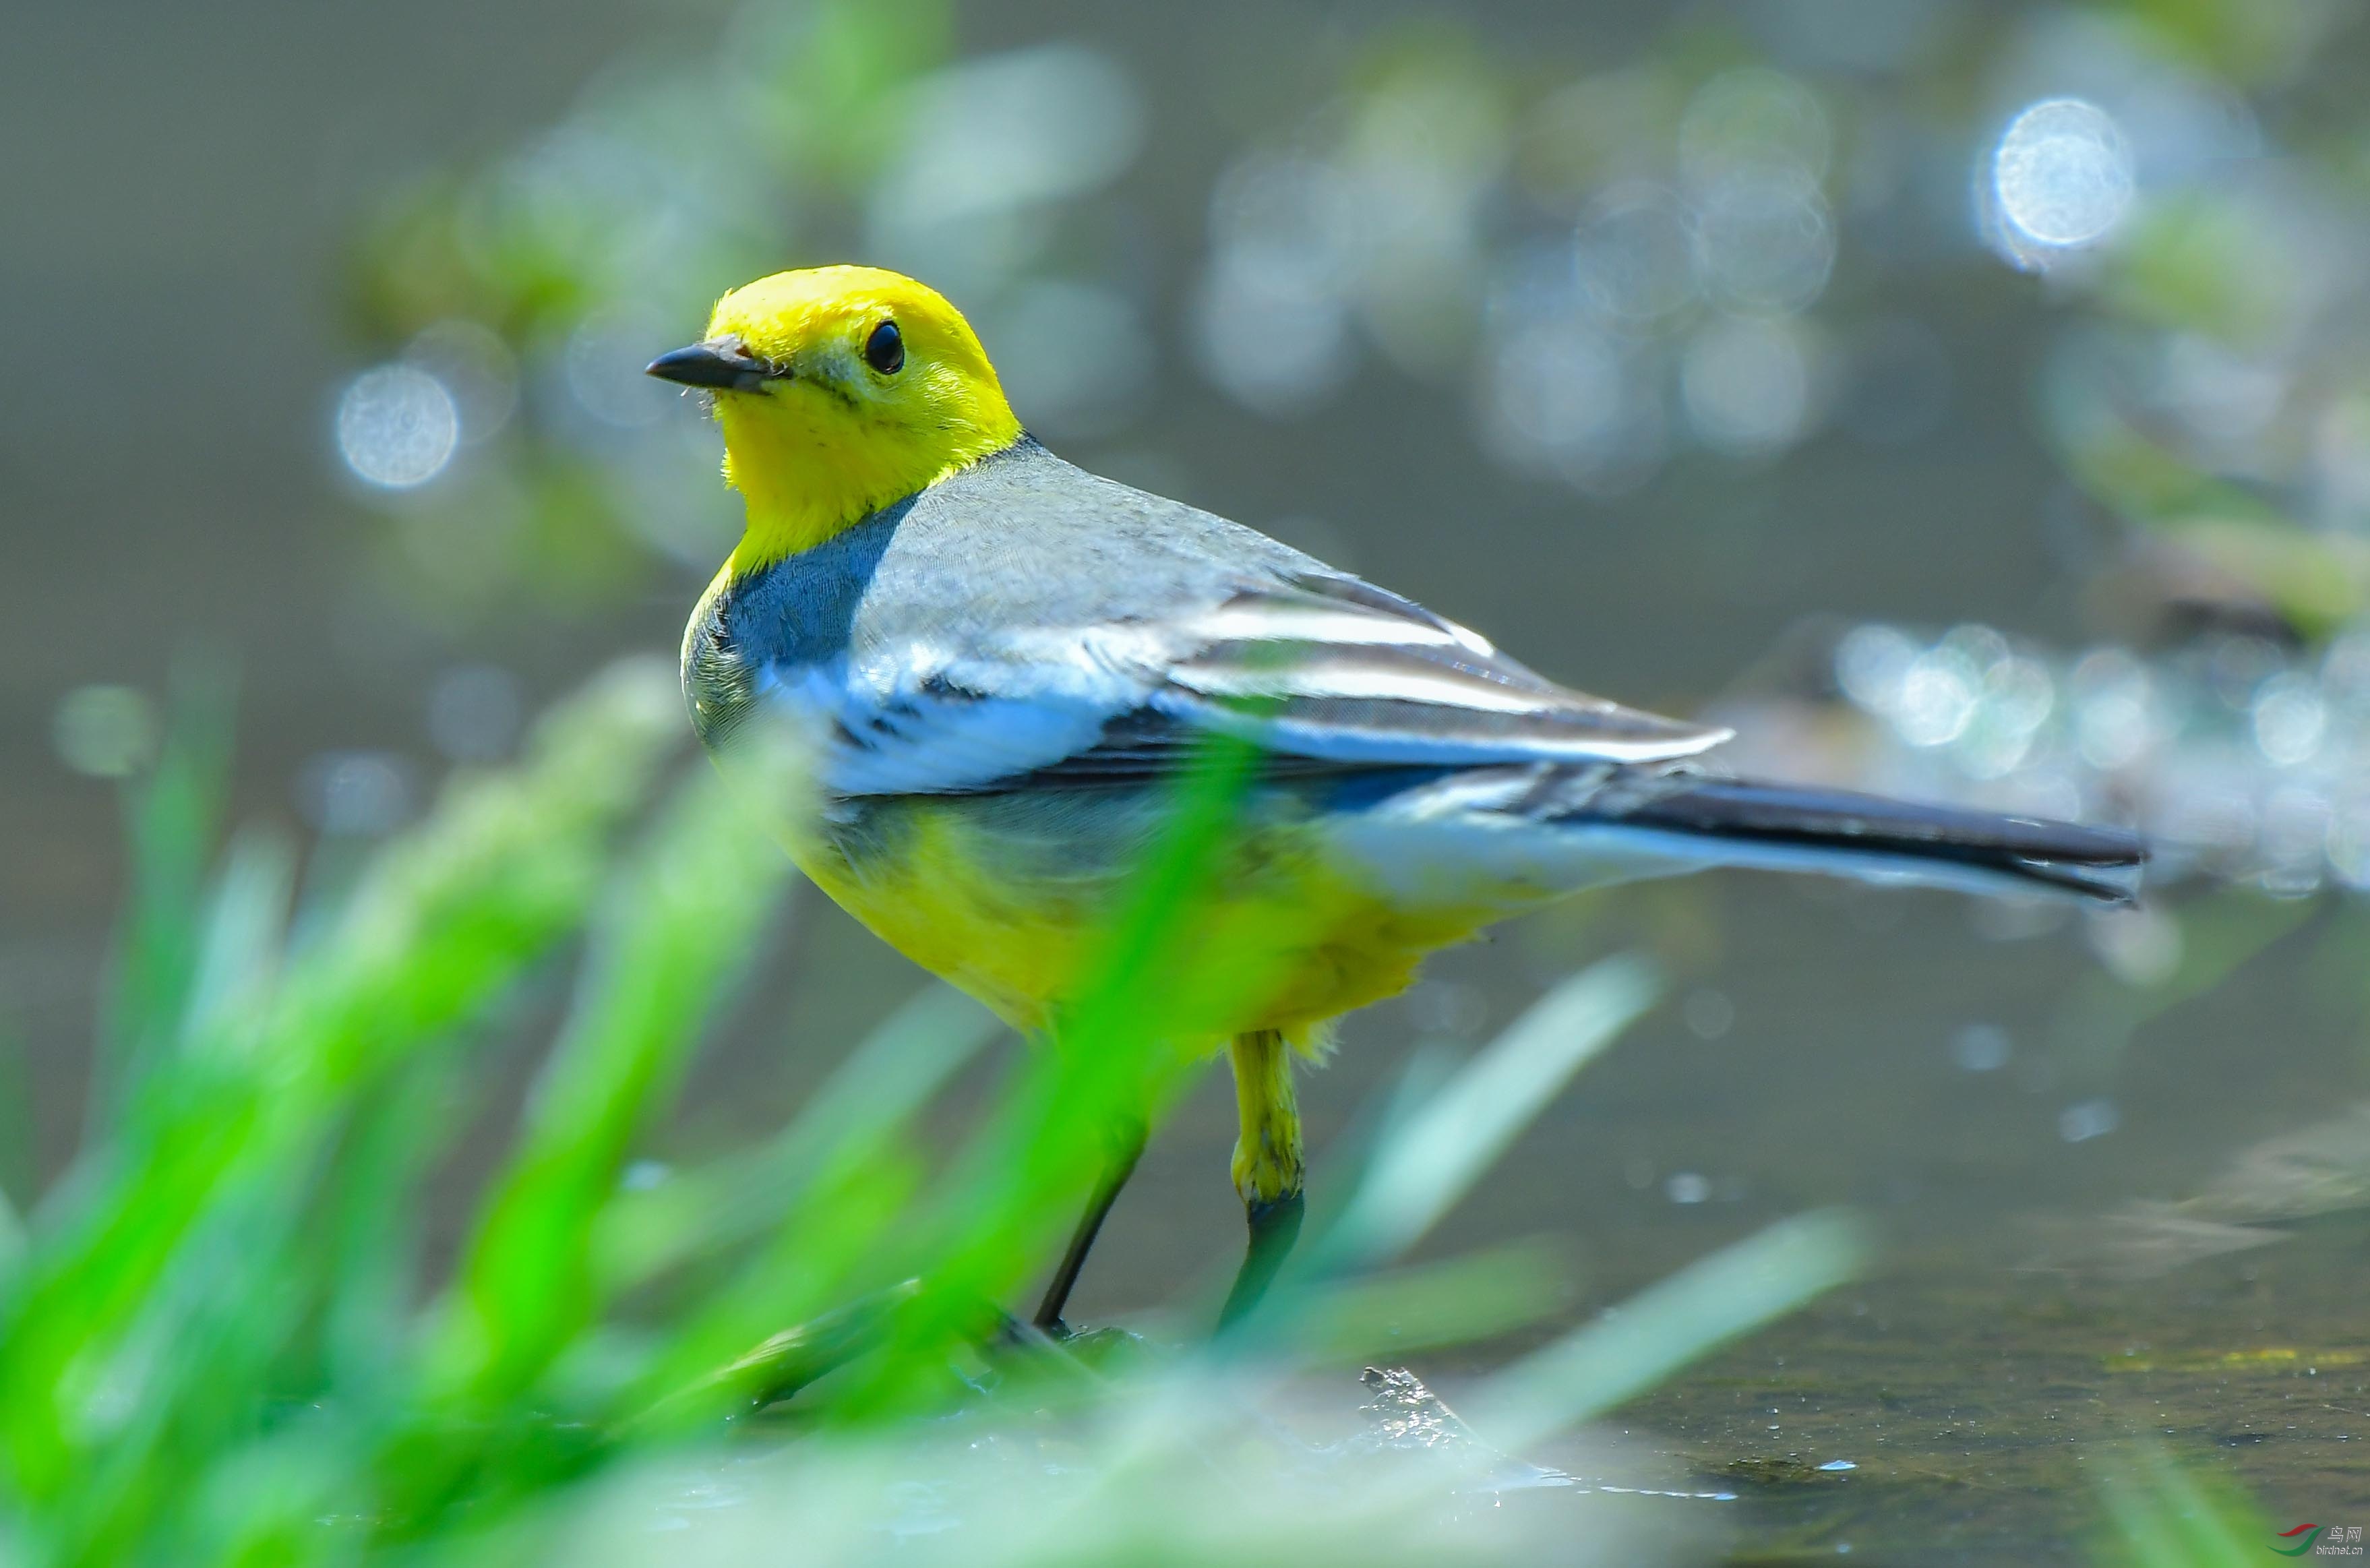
984,1310,1149,1381
1052,1323,1153,1370
1217,1190,1305,1330
996,1307,1083,1347
1029,1130,1148,1335
688,1279,921,1417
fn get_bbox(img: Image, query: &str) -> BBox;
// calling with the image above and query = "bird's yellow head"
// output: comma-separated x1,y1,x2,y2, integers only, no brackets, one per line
648,265,1023,574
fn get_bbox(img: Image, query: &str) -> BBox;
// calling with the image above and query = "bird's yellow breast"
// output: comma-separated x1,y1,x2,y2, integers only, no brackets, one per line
791,785,1509,1044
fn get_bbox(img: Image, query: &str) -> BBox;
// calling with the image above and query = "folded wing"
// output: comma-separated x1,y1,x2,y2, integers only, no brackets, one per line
990,571,1727,790
1145,573,1728,768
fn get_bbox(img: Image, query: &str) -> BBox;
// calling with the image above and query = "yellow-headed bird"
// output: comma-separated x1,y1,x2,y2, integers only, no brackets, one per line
650,266,2143,1331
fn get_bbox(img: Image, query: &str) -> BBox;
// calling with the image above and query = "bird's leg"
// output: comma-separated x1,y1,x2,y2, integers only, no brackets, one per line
1218,1028,1306,1329
1031,1122,1147,1335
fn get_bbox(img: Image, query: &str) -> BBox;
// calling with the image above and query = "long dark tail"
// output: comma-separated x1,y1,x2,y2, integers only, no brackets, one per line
1596,777,2146,903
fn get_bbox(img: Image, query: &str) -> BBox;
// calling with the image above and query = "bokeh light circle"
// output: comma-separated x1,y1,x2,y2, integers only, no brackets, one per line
1992,98,2134,249
336,365,460,489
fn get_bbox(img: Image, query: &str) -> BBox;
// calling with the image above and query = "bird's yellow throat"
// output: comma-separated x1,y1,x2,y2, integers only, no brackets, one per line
702,266,1024,576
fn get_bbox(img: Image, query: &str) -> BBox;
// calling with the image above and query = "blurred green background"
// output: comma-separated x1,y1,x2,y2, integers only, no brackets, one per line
5,0,2369,1561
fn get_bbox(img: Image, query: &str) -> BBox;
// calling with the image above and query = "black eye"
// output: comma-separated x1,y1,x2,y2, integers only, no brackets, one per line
863,320,904,375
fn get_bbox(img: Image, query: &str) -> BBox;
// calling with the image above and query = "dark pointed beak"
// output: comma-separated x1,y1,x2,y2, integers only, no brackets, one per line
644,340,783,392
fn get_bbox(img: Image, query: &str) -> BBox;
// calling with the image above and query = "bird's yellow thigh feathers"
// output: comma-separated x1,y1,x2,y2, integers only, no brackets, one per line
1228,1029,1303,1209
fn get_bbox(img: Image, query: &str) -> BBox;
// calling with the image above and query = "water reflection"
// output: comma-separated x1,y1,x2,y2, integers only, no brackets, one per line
1728,613,2370,901
1192,53,1849,483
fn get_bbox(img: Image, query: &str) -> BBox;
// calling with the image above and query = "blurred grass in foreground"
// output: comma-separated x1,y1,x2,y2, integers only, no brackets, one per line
0,659,1872,1566
2092,1441,2279,1568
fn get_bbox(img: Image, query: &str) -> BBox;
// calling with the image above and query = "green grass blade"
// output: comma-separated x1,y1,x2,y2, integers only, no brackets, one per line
1279,1238,1576,1364
2090,1441,2270,1567
94,659,235,1126
180,827,295,1044
592,982,1002,1293
1317,955,1662,1269
0,1003,29,1276
434,761,792,1406
1463,1207,1871,1451
0,659,683,1503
